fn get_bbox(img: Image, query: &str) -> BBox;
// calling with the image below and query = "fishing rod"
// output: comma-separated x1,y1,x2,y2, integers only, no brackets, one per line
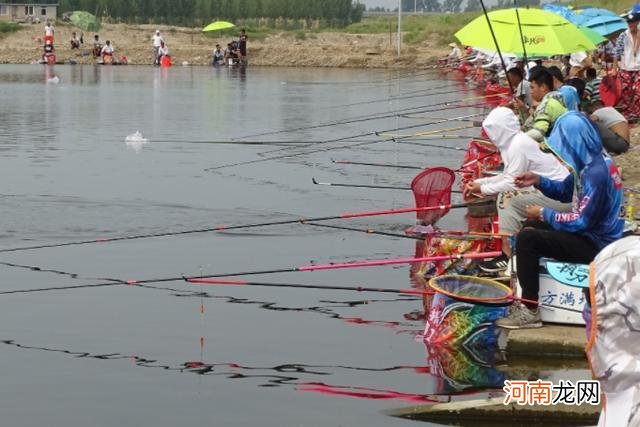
387,134,475,140
479,0,515,94
313,178,412,190
311,177,463,194
331,159,420,170
207,111,489,171
302,222,423,241
187,277,585,316
304,222,507,242
398,115,481,122
376,123,480,140
186,278,433,296
331,149,499,171
0,200,494,254
394,140,471,150
178,251,500,280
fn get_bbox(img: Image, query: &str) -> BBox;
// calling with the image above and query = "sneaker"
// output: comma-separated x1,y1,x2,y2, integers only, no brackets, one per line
496,303,542,329
478,253,509,273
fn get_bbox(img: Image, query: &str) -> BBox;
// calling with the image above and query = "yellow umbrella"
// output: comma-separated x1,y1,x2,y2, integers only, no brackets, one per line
202,21,235,32
455,8,597,56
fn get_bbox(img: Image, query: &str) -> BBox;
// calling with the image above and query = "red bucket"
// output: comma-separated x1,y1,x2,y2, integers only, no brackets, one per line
161,56,172,67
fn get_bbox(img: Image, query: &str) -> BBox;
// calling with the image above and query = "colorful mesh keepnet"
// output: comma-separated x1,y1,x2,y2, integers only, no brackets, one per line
424,276,511,348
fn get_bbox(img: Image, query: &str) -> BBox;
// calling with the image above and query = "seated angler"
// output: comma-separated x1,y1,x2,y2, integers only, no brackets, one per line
212,44,224,66
70,31,81,49
92,34,103,58
522,67,567,143
496,111,624,329
157,40,169,63
589,100,630,155
101,40,114,64
464,107,572,273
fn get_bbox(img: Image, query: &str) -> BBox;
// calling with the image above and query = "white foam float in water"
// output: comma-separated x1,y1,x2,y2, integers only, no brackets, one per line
46,76,60,84
125,131,149,153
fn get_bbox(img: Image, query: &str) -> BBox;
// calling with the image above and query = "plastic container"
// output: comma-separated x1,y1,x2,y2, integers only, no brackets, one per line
160,55,172,67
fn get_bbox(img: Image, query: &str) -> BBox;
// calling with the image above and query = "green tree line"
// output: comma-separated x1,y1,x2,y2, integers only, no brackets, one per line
57,0,365,26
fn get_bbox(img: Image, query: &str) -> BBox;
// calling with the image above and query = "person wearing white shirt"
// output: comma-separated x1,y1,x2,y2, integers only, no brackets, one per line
157,40,169,64
463,107,571,271
101,40,114,63
613,7,640,119
569,51,592,78
44,22,54,43
152,30,163,65
447,43,463,62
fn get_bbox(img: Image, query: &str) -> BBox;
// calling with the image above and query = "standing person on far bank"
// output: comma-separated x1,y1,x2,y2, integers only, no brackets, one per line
44,21,54,44
614,4,640,120
152,30,163,65
239,29,248,61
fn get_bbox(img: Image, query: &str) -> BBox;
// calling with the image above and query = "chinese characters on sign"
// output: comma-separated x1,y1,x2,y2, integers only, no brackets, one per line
503,380,600,406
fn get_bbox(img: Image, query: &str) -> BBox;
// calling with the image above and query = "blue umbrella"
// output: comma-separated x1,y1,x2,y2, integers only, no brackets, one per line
573,8,619,23
543,4,578,21
573,8,628,36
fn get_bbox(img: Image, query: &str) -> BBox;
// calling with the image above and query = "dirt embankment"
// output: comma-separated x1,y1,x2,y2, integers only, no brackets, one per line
0,22,448,68
616,129,640,190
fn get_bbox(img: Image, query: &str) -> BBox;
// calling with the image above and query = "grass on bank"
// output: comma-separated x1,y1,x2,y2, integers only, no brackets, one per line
0,21,20,35
568,0,636,13
344,13,477,47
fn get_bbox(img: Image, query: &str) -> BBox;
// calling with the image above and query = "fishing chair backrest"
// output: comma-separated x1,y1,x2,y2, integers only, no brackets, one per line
411,167,455,225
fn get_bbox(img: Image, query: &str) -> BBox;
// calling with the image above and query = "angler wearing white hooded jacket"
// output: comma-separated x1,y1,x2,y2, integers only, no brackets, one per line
463,107,572,269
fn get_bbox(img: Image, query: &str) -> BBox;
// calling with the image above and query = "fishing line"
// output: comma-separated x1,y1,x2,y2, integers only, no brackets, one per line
255,106,485,157
234,94,492,141
148,139,377,145
323,85,468,110
208,111,487,171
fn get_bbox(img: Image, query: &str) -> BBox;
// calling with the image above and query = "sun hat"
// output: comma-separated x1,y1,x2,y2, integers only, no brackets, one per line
622,3,640,22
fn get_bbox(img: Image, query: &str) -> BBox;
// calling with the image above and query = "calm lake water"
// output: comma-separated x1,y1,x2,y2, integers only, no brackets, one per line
0,64,585,427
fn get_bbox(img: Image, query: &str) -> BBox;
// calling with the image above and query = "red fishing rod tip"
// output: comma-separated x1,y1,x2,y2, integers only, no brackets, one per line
126,280,138,285
215,225,227,230
97,238,108,242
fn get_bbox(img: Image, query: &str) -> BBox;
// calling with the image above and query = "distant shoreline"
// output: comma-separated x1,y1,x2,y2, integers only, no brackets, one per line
0,22,448,68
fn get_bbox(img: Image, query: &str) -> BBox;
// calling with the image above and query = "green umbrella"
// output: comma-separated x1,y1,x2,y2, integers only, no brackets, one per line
455,8,597,56
202,21,235,32
69,11,100,33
